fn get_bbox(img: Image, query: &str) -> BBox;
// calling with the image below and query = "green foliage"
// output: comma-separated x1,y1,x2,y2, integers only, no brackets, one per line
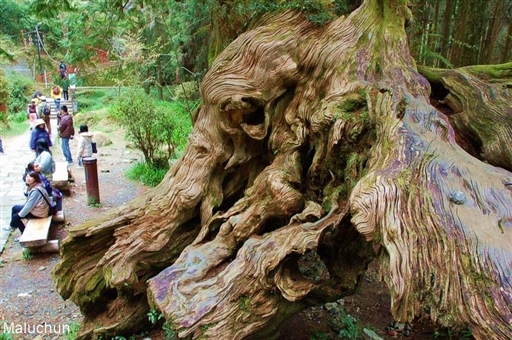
323,306,361,340
1,119,28,136
310,330,327,340
239,296,251,311
146,309,177,340
62,322,80,340
5,72,34,115
336,311,359,339
76,88,119,112
22,248,33,260
0,70,9,125
246,0,349,26
162,321,178,340
112,336,136,340
0,332,14,340
0,0,32,39
109,88,170,166
157,100,193,156
432,328,474,340
171,81,200,101
0,70,8,101
109,87,192,167
8,112,28,124
147,309,164,325
126,162,168,187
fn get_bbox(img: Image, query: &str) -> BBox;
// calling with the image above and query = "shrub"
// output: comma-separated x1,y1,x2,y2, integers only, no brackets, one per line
126,162,167,187
155,100,193,156
172,81,200,101
109,87,192,167
0,69,9,125
5,72,34,116
8,111,28,124
0,332,14,340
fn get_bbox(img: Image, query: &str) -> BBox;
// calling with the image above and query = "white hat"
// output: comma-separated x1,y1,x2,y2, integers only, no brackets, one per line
40,95,47,101
35,118,46,126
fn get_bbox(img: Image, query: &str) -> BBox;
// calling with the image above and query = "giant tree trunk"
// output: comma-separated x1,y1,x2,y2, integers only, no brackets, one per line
53,1,512,339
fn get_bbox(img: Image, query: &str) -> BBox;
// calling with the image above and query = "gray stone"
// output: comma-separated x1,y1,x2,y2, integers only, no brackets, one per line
363,328,384,340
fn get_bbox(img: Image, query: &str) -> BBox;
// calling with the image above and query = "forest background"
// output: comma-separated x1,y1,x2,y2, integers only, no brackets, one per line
0,0,511,103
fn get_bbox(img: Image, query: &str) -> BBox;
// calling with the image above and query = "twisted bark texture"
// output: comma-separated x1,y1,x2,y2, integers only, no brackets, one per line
53,1,512,339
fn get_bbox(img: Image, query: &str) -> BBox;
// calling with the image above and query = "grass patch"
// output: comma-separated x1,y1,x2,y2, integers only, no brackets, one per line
0,332,14,340
22,248,33,260
126,162,168,187
62,322,80,340
1,119,29,138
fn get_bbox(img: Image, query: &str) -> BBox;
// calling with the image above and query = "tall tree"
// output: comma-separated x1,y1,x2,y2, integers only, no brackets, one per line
53,1,512,339
479,0,509,64
439,0,455,61
502,12,512,63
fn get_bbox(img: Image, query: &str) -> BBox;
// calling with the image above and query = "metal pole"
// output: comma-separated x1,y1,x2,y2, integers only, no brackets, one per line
35,23,43,77
83,157,100,205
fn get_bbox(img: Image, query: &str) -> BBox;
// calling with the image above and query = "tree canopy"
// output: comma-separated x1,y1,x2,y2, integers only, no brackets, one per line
1,0,511,89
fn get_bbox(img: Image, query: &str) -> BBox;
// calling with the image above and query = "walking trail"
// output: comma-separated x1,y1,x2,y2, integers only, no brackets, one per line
0,116,62,253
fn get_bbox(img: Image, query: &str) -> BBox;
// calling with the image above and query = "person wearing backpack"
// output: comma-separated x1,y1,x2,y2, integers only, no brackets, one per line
24,160,62,212
3,171,51,242
38,96,52,135
51,85,62,111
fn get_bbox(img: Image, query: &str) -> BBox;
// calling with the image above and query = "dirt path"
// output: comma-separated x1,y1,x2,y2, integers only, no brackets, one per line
0,125,149,339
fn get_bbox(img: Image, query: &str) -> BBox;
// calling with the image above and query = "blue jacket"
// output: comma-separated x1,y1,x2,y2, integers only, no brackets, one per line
30,127,52,150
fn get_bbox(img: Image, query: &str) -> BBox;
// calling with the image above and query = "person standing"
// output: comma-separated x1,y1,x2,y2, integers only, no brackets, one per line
38,95,52,135
32,90,42,104
59,61,67,79
0,138,3,153
51,85,62,111
29,119,52,154
27,98,38,130
62,76,70,101
76,124,94,168
58,105,74,165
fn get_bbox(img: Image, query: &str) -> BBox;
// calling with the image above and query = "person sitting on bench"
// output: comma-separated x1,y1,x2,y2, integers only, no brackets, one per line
3,171,51,242
24,161,62,212
34,138,56,180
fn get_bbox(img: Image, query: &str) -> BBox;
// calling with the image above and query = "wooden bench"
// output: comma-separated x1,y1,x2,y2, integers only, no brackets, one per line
19,217,53,248
51,161,73,192
18,211,66,250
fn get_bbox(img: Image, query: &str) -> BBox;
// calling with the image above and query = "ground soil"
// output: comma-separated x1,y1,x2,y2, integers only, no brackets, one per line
0,125,463,340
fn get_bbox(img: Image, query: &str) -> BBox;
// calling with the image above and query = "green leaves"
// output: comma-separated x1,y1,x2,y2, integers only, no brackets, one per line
109,87,193,167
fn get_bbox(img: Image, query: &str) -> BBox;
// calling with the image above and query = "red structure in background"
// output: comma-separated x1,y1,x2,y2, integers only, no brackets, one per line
20,30,109,83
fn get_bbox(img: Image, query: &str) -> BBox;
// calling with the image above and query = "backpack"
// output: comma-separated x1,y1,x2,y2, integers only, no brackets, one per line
36,187,58,216
43,104,51,116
